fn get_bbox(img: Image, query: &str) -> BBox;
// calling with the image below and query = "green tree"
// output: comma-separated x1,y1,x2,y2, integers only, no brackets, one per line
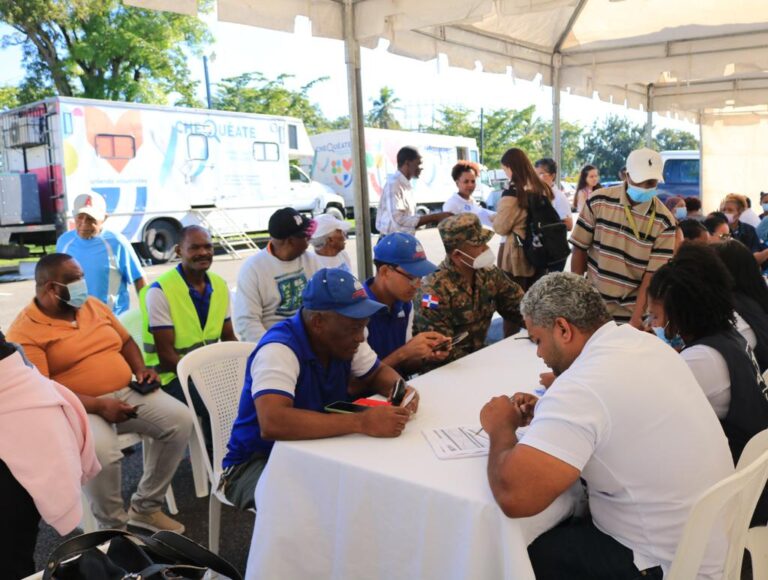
541,120,584,178
579,115,646,180
654,128,699,151
0,85,19,110
214,72,333,135
0,0,211,105
367,86,401,129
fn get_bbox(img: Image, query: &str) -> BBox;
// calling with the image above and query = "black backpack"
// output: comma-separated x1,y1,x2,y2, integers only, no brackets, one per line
509,188,570,271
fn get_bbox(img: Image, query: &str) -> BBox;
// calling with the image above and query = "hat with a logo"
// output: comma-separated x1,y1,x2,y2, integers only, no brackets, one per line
72,193,107,222
438,212,494,250
311,213,350,240
268,207,316,239
303,268,386,319
374,232,437,277
626,148,664,183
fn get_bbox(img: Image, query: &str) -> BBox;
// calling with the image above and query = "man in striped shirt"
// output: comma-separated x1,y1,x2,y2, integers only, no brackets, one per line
570,148,675,326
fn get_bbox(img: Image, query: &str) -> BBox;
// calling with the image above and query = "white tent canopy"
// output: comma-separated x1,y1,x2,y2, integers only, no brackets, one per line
127,0,768,273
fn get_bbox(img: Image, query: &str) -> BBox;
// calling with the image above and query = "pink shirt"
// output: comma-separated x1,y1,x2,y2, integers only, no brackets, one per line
0,351,100,534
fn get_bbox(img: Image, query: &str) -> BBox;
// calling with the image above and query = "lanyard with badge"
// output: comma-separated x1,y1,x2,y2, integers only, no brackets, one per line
623,202,656,241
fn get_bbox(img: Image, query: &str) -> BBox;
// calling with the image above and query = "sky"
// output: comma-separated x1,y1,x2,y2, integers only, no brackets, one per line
0,15,698,136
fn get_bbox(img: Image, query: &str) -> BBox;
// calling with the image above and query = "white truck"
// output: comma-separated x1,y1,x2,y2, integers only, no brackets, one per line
0,97,344,262
309,128,483,221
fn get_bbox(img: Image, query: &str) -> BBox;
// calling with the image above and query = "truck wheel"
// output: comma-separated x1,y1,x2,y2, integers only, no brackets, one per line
141,220,179,264
325,205,345,221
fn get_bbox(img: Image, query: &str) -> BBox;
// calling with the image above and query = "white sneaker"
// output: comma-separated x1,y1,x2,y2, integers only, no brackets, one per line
127,508,185,534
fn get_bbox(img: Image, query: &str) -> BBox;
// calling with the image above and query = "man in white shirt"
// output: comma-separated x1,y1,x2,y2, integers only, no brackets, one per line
534,158,573,231
375,146,452,235
480,272,733,579
234,207,320,342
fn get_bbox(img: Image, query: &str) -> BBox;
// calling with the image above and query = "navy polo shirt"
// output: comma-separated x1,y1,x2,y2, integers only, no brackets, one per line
363,277,412,363
150,264,213,329
223,311,380,467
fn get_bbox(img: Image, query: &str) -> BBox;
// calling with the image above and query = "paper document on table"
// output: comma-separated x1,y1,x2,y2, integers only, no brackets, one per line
422,426,490,460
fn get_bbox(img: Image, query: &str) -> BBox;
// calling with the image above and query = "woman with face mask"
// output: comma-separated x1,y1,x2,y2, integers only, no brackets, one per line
648,244,768,463
756,192,768,243
491,148,555,290
720,193,768,266
663,196,687,252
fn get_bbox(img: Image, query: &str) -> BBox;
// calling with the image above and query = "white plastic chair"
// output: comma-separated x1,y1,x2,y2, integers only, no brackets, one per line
118,309,209,498
667,428,768,580
177,340,258,553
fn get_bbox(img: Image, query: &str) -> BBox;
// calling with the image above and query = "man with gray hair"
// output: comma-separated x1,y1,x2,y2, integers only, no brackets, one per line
479,272,733,579
309,213,352,272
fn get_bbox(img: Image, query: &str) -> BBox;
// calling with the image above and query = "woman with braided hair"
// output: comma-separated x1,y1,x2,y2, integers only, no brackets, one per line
647,243,768,465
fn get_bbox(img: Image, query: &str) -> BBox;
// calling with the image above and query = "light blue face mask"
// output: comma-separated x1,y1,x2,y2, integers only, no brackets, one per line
54,279,89,309
675,207,687,220
762,203,768,212
653,324,685,350
627,185,658,203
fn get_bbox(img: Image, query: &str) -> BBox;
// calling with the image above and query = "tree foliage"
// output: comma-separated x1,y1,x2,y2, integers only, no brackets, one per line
214,72,338,135
654,127,699,151
428,105,583,174
579,115,647,180
0,0,211,105
367,86,401,129
0,85,19,110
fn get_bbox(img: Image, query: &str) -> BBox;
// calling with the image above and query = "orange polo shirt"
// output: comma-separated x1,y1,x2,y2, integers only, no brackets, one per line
7,297,133,397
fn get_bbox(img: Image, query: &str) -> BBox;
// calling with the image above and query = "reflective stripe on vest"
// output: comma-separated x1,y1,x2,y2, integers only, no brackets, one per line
139,268,229,385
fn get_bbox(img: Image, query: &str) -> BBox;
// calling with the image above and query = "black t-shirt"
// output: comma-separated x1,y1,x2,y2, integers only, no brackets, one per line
732,222,764,253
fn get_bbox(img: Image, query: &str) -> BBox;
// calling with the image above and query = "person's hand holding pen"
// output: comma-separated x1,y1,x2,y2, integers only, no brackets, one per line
477,392,539,436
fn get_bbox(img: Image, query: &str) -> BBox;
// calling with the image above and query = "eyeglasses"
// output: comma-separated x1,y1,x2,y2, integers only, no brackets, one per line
717,233,732,240
389,266,421,287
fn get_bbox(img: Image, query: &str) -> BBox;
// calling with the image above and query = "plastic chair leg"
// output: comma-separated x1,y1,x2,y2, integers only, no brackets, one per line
189,436,209,498
209,494,222,553
747,526,768,579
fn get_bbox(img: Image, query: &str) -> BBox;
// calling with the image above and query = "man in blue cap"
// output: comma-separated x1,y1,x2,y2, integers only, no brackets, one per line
221,268,418,510
365,233,451,374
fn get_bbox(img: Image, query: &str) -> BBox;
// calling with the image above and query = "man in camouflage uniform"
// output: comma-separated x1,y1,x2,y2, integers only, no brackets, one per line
413,213,524,368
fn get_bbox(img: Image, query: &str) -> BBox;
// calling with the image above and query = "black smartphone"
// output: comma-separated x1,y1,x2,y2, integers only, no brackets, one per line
324,401,369,414
129,379,160,395
391,378,407,406
432,331,470,352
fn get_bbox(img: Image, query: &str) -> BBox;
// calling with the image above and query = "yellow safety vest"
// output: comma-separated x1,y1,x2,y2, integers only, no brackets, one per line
139,267,229,385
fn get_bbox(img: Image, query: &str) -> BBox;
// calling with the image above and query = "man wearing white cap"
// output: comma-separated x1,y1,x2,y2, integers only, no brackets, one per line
56,193,147,315
309,213,352,272
570,148,676,327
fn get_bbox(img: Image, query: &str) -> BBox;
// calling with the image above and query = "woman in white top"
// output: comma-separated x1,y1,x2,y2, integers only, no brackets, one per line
574,164,600,214
646,243,768,464
442,161,496,225
310,213,352,272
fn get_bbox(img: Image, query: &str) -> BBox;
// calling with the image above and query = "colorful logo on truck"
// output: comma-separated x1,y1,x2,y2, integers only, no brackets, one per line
331,158,353,188
84,107,143,173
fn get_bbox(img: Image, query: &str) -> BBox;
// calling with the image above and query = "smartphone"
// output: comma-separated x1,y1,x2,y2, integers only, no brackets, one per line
126,404,144,419
324,401,369,414
432,331,470,352
391,378,407,406
129,379,160,395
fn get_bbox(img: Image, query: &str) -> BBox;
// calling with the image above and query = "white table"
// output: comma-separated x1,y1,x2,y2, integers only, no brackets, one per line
246,335,581,580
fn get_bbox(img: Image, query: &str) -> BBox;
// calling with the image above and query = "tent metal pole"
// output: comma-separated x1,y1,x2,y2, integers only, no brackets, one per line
645,84,654,148
552,53,562,183
343,0,373,279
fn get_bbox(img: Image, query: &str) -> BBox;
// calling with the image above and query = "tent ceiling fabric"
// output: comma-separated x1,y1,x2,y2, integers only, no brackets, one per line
125,0,768,118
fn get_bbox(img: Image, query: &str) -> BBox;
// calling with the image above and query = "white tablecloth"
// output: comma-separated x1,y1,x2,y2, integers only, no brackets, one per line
246,335,582,580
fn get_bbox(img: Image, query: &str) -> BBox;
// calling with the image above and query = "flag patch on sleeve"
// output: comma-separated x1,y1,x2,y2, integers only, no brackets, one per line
421,294,439,309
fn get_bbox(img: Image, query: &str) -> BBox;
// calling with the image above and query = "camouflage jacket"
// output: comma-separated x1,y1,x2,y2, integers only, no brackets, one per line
412,257,524,368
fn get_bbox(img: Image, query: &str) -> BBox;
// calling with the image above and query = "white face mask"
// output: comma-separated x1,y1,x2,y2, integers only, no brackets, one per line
457,248,495,270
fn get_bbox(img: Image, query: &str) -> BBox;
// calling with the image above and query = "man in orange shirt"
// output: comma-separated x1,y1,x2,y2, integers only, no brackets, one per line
7,253,193,532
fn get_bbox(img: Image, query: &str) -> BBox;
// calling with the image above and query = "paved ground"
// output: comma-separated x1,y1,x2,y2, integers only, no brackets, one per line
11,227,506,574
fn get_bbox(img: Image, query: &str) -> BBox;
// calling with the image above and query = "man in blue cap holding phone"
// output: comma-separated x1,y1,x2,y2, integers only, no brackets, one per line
365,233,451,374
221,268,418,510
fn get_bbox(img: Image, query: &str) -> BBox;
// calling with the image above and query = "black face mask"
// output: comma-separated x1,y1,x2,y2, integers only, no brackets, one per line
0,330,16,362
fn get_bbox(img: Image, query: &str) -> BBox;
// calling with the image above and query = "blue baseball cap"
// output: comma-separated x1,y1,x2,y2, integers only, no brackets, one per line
303,268,386,319
373,233,437,277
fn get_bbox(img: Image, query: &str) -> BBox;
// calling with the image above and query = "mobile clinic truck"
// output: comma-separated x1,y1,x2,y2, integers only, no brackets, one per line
309,128,483,221
0,97,343,262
